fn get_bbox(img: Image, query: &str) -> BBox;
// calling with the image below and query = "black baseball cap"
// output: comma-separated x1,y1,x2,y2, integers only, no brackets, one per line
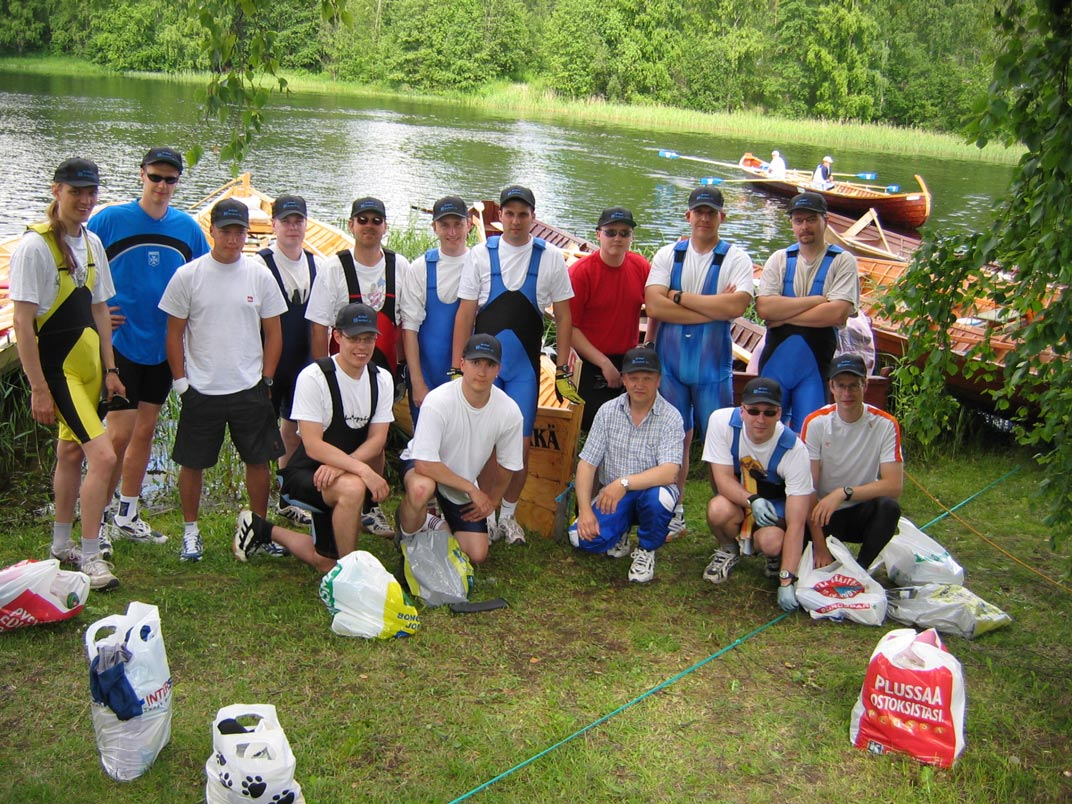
334,303,380,336
350,197,386,219
272,194,307,219
500,185,536,209
688,187,724,211
432,195,468,221
787,192,828,216
621,346,661,374
828,353,868,378
141,147,183,172
597,207,637,229
462,333,502,365
53,158,100,187
210,198,249,228
742,377,783,407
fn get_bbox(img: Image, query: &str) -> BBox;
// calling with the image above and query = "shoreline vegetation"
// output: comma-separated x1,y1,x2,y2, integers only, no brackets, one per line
1,56,1021,166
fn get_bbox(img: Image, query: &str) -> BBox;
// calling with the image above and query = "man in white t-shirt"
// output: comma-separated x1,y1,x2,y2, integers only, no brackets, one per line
702,378,813,612
768,150,787,180
159,198,287,562
234,303,394,572
397,334,524,564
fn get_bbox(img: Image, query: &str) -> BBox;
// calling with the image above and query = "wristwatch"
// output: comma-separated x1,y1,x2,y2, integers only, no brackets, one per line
778,569,797,584
262,376,274,387
843,486,854,501
620,477,630,490
672,291,683,305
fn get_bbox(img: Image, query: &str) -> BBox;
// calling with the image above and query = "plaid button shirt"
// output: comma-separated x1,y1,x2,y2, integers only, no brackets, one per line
579,392,684,484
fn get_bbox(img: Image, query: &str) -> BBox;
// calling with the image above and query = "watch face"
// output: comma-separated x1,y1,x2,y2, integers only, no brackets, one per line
779,569,791,580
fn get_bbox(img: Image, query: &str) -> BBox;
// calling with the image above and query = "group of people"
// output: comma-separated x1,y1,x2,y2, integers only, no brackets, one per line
759,150,837,192
12,148,903,612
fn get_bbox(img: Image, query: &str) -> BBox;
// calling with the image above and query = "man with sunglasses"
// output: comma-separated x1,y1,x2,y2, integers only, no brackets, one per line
702,378,813,611
567,207,652,431
87,147,209,552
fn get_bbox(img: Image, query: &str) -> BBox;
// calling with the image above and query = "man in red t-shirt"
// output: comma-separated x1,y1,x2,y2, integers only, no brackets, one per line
568,207,652,430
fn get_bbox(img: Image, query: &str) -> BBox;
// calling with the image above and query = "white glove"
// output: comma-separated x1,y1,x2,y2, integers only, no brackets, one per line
777,583,799,612
749,496,779,528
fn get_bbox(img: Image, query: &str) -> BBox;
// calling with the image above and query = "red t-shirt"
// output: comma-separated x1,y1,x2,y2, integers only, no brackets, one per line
568,250,651,355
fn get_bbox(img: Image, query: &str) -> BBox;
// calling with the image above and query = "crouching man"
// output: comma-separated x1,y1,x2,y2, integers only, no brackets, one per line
233,303,393,572
702,378,813,611
396,334,524,564
568,346,684,583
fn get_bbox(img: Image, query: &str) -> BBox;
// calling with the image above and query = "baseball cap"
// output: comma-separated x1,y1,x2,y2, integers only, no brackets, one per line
688,187,724,211
462,333,502,365
272,194,307,219
621,346,661,374
597,207,637,229
787,192,828,216
350,197,386,219
334,302,380,336
53,158,100,187
828,353,868,379
742,377,783,407
500,185,536,209
432,195,468,221
141,146,183,172
210,198,250,228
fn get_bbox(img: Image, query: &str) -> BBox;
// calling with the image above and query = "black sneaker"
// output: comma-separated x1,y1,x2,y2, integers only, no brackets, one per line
233,510,271,562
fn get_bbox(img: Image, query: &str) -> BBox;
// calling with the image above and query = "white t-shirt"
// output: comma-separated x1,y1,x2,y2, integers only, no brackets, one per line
401,381,525,504
646,240,755,298
802,403,903,505
290,356,395,432
158,253,287,395
702,407,813,497
305,249,410,326
457,238,574,309
758,247,859,310
400,249,472,331
10,228,114,315
251,244,320,306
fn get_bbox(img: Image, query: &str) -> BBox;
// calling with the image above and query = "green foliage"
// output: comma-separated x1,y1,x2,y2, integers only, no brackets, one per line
384,0,492,90
0,0,48,54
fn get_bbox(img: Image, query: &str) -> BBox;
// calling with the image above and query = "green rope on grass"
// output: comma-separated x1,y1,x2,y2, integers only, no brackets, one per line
447,612,791,803
919,464,1022,531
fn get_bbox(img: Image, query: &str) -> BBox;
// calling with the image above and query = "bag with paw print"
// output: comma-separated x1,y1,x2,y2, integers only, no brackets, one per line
205,704,305,804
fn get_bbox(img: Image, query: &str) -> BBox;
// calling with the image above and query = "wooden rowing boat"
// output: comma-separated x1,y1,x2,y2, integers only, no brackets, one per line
824,209,921,262
738,152,932,230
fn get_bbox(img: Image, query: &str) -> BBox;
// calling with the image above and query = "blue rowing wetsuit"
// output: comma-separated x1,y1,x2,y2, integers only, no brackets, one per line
409,248,461,425
474,236,544,437
758,244,843,432
654,239,733,438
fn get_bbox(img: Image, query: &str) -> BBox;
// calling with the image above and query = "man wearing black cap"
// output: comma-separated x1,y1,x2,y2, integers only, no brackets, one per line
400,195,473,425
451,184,577,546
88,147,209,549
702,377,813,611
568,206,652,431
159,198,287,562
396,333,524,564
644,186,755,537
568,346,684,583
755,191,859,432
801,353,903,568
234,302,395,571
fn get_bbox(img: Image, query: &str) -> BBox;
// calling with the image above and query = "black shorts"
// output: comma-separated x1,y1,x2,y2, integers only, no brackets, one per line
111,349,172,408
171,384,284,469
400,457,488,534
279,460,374,559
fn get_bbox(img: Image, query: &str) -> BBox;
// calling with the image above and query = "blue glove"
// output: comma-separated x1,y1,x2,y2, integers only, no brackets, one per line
749,496,779,528
777,583,798,612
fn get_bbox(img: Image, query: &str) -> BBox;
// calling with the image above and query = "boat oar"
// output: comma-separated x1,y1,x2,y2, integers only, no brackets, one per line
833,171,879,181
658,150,742,171
700,176,805,187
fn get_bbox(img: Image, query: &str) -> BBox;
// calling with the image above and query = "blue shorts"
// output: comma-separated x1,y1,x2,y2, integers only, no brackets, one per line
399,457,488,534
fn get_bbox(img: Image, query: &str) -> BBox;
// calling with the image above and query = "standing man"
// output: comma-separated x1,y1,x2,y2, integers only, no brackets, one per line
396,334,524,565
159,199,287,561
644,186,754,536
568,206,651,431
88,146,209,547
451,185,579,546
702,378,812,612
755,192,859,432
305,196,409,536
568,346,683,583
802,353,904,568
811,156,835,190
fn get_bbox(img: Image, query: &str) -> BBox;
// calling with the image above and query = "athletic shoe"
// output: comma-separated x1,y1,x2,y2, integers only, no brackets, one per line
112,515,168,544
668,505,687,538
179,530,204,562
277,502,313,527
628,548,656,583
361,505,394,537
703,548,741,584
262,541,290,558
488,511,503,543
234,510,276,562
765,554,781,578
606,533,632,559
81,553,120,591
97,524,114,561
50,543,82,568
498,517,526,545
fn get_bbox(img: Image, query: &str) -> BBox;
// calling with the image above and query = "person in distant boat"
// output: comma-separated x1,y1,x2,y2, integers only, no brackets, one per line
768,150,787,180
643,186,754,538
801,353,903,569
755,192,859,432
568,206,652,431
811,155,835,190
11,157,124,591
88,147,209,551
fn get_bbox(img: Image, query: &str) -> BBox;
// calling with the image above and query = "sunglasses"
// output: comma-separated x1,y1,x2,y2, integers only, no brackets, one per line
354,215,384,225
146,173,180,185
743,407,779,418
600,228,633,238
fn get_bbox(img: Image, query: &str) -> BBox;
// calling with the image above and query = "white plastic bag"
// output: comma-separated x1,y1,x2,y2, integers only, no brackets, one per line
0,558,89,632
869,518,965,586
318,551,420,638
834,313,876,374
401,530,474,606
887,584,1012,639
795,536,888,625
205,704,305,804
85,601,172,781
850,628,967,767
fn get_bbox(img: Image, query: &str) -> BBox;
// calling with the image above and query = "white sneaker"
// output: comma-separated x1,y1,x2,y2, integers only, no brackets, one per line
50,543,82,568
628,548,656,583
488,511,503,543
179,530,204,562
277,502,313,527
498,517,526,545
97,522,114,561
81,553,120,591
606,533,632,558
667,505,687,539
112,515,168,544
703,548,741,584
361,505,394,537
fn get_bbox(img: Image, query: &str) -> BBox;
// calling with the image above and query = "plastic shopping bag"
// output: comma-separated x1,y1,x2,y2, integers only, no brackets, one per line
319,550,420,638
85,601,173,781
868,518,965,586
850,628,967,767
401,530,474,606
795,536,887,625
887,584,1012,639
0,558,89,632
205,704,305,804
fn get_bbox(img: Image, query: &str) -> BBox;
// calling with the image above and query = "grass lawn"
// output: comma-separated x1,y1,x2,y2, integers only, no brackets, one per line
1,431,1070,803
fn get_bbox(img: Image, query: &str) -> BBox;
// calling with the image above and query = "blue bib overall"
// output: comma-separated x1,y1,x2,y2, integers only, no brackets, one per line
409,248,461,425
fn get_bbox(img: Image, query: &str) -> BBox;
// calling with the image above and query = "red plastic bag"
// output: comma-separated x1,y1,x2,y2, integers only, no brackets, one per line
850,627,966,767
0,559,89,632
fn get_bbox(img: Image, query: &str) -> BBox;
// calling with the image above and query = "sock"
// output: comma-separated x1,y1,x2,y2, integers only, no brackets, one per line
400,524,420,538
81,538,100,559
184,521,199,537
115,495,139,524
253,513,274,545
499,498,518,521
52,522,74,552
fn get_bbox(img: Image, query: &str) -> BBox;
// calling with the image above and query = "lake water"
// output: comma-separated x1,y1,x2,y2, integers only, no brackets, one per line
0,70,1015,257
